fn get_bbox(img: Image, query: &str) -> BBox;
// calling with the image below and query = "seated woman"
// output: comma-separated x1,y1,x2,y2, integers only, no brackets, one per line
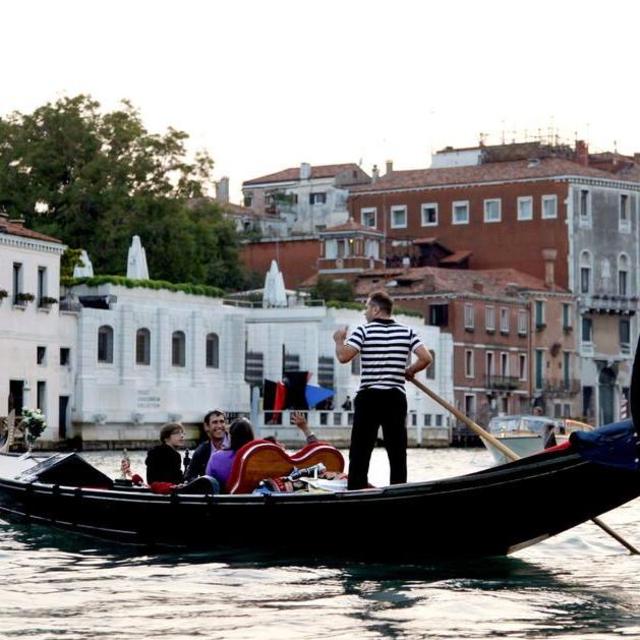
206,418,254,491
146,422,185,485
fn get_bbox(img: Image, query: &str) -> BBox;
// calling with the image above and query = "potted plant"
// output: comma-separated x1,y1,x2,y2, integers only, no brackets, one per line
15,292,35,305
38,296,58,308
0,289,7,303
20,408,47,451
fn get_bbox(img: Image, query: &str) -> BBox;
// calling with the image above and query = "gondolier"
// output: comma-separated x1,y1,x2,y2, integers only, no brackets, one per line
333,290,432,489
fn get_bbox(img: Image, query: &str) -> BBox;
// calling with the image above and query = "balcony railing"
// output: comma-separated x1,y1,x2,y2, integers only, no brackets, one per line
582,294,638,315
542,379,581,397
485,375,521,390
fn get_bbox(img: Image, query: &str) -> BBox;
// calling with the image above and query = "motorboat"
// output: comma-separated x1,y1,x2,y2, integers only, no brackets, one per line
483,414,593,464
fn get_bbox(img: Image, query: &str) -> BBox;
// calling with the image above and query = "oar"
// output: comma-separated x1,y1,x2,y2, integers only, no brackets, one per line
409,377,640,555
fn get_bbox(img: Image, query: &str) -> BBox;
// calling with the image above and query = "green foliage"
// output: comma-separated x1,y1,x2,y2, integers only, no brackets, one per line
325,299,422,318
61,275,224,298
312,278,354,302
60,248,83,278
0,95,250,290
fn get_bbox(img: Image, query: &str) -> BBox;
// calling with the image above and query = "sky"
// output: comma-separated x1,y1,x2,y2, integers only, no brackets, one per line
2,0,640,201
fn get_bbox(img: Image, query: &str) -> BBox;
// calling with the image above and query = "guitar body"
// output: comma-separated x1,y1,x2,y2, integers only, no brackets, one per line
227,440,345,494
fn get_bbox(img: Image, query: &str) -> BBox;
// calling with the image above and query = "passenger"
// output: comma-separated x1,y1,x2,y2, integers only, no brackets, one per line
145,422,186,485
184,409,230,482
205,418,255,491
543,423,557,449
205,413,319,491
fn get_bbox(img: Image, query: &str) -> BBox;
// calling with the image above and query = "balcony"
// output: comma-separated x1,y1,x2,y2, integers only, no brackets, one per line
485,375,521,391
581,294,638,315
542,379,581,397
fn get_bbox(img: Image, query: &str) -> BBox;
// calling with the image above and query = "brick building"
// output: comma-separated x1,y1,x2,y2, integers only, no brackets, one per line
347,141,640,423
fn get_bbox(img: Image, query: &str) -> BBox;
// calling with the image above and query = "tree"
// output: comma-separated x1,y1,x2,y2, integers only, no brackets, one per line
0,95,247,289
312,278,355,302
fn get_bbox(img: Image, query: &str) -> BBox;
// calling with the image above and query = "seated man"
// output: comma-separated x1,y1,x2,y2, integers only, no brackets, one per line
184,409,230,482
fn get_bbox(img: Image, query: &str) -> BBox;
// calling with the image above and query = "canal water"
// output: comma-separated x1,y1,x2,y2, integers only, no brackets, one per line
1,447,639,639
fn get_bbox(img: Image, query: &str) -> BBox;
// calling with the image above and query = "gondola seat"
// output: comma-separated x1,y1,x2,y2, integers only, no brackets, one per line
226,439,345,494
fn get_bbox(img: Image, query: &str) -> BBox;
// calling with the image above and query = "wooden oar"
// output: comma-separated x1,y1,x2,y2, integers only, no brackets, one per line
409,377,640,555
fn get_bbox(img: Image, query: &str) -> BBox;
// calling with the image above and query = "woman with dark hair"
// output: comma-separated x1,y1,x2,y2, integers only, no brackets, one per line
205,418,255,491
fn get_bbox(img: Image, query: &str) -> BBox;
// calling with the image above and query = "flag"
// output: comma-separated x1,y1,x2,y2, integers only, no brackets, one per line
305,385,334,409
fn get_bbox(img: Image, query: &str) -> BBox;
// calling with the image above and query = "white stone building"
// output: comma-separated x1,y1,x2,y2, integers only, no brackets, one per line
0,215,74,440
242,163,371,235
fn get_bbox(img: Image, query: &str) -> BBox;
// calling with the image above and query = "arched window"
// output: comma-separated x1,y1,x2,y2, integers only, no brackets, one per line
97,325,114,363
580,251,592,294
206,333,219,368
172,331,186,367
136,328,151,365
618,254,629,296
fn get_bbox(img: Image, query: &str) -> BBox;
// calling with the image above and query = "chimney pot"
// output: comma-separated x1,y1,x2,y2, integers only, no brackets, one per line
300,162,311,180
371,164,379,182
385,160,393,175
215,176,230,204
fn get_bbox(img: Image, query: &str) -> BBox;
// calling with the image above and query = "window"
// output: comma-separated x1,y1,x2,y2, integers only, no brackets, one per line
483,198,501,222
97,326,114,363
535,349,544,390
309,192,326,205
390,205,407,228
452,201,469,225
485,351,495,376
464,349,474,378
12,262,22,303
136,328,151,365
579,189,591,224
206,333,219,368
500,352,509,376
618,254,629,296
172,331,186,367
518,354,527,380
361,207,377,228
435,414,442,427
619,194,630,231
426,350,436,379
582,317,593,343
518,310,528,335
563,352,571,388
580,251,592,294
464,394,476,418
421,203,438,226
243,194,253,208
562,303,572,331
245,351,264,385
485,306,495,332
424,414,432,427
499,307,509,334
428,304,448,326
284,353,300,372
620,318,631,354
37,266,47,305
542,195,557,219
318,356,334,388
325,239,337,259
535,300,545,329
517,196,533,221
464,304,475,330
37,381,46,413
60,348,70,366
37,346,46,365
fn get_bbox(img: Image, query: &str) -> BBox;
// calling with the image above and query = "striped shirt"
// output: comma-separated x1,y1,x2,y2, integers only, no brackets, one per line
346,319,424,392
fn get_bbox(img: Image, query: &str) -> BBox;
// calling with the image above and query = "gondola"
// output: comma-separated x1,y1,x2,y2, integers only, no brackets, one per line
0,419,637,560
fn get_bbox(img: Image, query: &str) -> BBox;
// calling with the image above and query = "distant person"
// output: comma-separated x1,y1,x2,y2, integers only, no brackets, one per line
205,418,255,491
184,410,230,482
532,406,543,416
145,422,185,485
333,290,432,490
341,396,352,411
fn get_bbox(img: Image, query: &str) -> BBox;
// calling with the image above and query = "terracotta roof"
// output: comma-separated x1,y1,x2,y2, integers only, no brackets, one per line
0,217,62,243
439,250,472,264
321,218,384,235
244,163,363,186
351,158,634,193
354,266,569,298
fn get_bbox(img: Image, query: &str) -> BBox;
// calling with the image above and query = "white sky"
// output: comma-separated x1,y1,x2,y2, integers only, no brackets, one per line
2,0,639,200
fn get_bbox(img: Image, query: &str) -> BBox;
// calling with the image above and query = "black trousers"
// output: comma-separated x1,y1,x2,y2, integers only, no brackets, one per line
348,388,408,490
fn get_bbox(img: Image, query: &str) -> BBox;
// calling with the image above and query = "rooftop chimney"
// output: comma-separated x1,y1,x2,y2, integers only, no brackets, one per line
575,140,589,166
634,153,640,165
215,176,230,204
385,160,393,175
542,248,557,288
371,164,379,182
300,162,311,180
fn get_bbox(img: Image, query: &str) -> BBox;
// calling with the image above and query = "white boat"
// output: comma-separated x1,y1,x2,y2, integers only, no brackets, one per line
483,415,593,464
